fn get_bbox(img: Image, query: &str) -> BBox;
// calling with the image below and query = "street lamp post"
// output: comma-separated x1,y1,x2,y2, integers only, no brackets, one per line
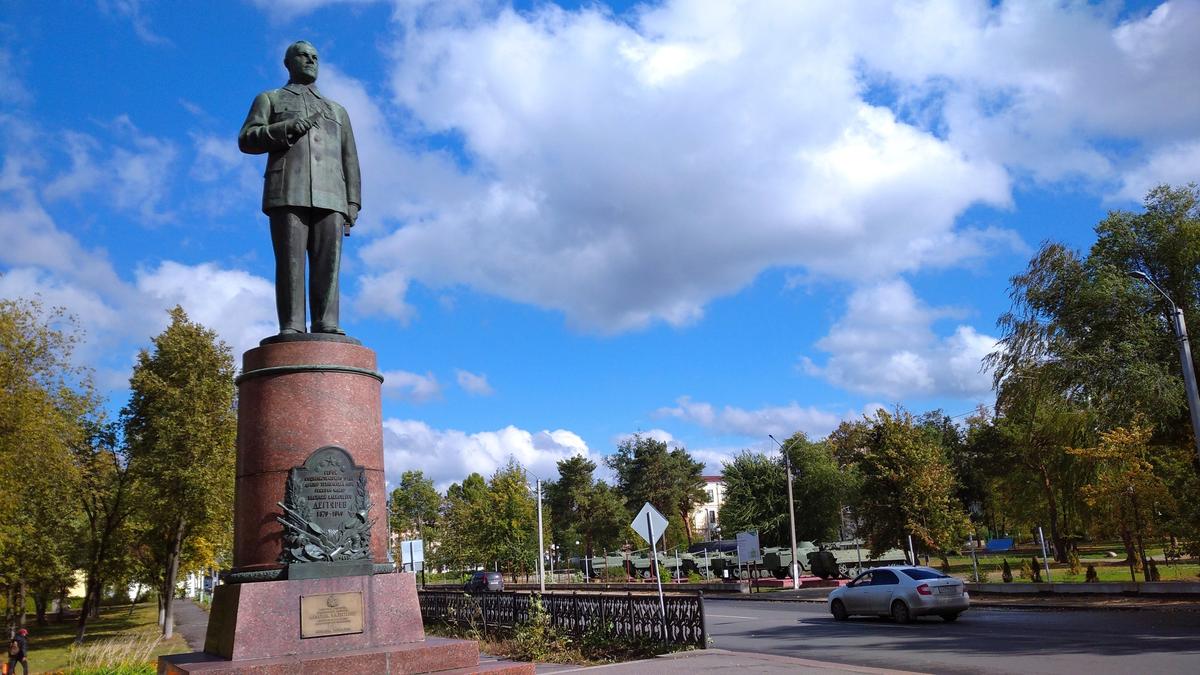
535,479,545,592
1128,270,1200,463
768,434,801,590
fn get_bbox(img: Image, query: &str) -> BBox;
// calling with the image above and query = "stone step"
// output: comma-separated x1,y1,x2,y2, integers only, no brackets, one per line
160,637,487,674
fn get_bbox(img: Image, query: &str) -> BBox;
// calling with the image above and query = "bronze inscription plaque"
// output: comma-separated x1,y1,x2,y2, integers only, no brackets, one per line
299,591,364,638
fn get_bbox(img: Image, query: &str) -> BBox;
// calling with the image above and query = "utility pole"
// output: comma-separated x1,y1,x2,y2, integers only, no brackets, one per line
768,434,801,590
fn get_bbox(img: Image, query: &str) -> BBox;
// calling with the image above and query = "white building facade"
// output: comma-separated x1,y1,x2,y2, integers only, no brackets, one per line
690,475,725,541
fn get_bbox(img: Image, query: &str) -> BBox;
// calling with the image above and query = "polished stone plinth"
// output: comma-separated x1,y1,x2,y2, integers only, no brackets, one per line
230,339,388,577
159,337,534,674
204,573,421,660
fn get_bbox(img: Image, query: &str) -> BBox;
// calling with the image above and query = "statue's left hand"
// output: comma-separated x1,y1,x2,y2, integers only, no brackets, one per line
348,204,359,224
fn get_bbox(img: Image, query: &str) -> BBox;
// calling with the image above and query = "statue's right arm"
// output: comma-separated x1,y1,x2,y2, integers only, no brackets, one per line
238,93,292,154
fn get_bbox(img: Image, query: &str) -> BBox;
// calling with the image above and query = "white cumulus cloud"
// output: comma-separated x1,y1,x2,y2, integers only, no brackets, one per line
350,2,1014,332
455,369,494,396
654,396,843,440
382,419,592,489
803,279,998,400
135,261,277,359
381,370,442,403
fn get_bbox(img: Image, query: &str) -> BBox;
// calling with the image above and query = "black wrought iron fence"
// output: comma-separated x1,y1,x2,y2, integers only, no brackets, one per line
418,590,707,648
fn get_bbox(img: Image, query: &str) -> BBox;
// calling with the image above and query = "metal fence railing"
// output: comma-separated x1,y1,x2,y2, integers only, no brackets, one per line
418,590,707,648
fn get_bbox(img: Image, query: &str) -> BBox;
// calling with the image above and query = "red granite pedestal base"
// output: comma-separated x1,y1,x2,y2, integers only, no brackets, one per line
204,573,422,660
158,568,533,674
158,338,533,674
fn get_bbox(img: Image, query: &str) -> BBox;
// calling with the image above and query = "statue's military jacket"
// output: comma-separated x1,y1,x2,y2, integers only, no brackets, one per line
238,82,361,217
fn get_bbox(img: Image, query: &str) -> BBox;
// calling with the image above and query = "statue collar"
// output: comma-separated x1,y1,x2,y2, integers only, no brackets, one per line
283,82,323,98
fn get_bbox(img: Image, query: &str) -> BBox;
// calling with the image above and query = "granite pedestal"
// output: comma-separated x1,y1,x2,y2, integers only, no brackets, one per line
159,338,530,674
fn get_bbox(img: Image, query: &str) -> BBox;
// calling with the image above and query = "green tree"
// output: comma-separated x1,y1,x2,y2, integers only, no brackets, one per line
827,419,871,468
783,433,858,543
544,455,594,553
72,420,137,643
0,298,94,632
723,435,858,548
434,472,489,572
990,184,1200,442
388,470,441,565
991,374,1094,562
1069,424,1180,580
606,434,706,547
719,451,788,545
483,460,540,578
543,456,627,560
855,409,969,564
124,307,236,638
576,481,628,556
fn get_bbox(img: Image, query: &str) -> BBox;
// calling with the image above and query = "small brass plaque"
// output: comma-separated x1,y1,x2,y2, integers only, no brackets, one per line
299,592,364,638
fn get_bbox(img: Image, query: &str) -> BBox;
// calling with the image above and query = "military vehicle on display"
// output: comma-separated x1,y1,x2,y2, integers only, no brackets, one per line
762,542,821,578
573,538,909,581
808,540,908,578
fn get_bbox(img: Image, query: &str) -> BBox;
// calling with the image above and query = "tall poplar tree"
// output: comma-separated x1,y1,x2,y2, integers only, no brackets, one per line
124,307,236,638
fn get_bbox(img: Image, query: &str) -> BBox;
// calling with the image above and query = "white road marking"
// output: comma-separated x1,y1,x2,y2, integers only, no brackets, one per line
707,614,758,620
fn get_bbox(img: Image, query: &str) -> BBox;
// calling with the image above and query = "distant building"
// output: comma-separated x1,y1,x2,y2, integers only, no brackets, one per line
690,475,724,541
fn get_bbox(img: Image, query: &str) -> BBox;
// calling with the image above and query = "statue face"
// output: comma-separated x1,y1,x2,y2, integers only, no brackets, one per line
285,42,319,84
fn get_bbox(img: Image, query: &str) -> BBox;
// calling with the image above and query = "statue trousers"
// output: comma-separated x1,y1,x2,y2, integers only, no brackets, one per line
269,206,344,333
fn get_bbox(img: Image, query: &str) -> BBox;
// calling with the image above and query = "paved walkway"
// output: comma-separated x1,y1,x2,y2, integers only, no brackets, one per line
171,599,210,651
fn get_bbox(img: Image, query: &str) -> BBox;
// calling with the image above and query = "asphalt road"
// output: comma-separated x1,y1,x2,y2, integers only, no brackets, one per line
705,598,1200,674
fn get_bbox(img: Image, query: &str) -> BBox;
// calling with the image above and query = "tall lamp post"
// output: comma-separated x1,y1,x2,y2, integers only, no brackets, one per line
768,434,801,590
1128,270,1200,463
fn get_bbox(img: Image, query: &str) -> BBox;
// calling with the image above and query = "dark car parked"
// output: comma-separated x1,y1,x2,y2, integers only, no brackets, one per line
464,571,504,593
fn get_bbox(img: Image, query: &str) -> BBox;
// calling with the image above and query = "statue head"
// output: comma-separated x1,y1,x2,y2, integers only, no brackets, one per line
284,41,319,85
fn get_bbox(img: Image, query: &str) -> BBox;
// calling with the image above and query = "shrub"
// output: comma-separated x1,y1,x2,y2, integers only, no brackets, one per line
510,595,577,663
1148,558,1160,581
657,561,671,585
1068,550,1082,576
1085,564,1099,582
1001,559,1013,583
1017,558,1031,580
1030,556,1043,583
603,564,629,581
686,570,703,584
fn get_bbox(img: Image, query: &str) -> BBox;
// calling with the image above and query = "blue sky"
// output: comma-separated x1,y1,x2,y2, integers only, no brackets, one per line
3,0,1198,490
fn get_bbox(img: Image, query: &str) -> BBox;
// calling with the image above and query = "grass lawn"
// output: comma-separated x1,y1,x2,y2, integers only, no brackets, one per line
937,547,1200,584
21,603,189,674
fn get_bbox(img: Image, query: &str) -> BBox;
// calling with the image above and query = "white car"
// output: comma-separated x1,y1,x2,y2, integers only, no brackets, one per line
828,566,969,623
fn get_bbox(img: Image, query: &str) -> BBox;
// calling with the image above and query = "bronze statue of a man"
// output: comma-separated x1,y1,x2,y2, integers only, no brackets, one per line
239,40,361,336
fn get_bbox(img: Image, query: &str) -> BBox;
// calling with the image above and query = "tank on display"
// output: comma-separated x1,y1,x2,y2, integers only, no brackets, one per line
574,538,909,581
806,540,908,578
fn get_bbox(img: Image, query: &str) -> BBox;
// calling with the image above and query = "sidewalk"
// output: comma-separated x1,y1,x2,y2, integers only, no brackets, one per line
170,599,211,651
539,649,924,674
